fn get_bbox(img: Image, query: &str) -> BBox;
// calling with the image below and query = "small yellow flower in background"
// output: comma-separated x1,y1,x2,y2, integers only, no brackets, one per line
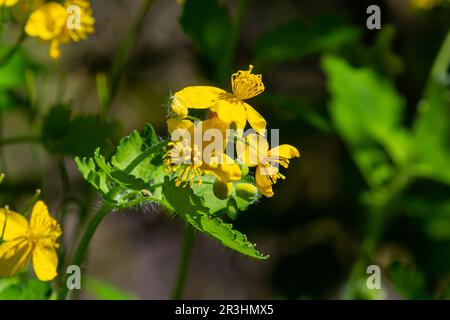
165,118,242,187
410,0,440,9
171,65,267,135
25,0,95,59
0,0,18,7
0,201,62,281
239,134,299,198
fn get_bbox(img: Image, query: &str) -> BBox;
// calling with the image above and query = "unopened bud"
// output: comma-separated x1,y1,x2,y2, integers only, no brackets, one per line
213,180,233,200
171,96,188,118
235,183,258,201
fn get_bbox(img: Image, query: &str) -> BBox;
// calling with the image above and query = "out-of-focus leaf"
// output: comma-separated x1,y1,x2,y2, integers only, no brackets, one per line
403,196,450,241
0,278,51,300
0,46,29,89
389,261,430,299
42,105,122,158
163,177,267,259
413,82,450,185
180,0,233,64
259,94,332,133
341,25,403,78
0,46,33,110
322,55,412,173
254,16,360,69
84,277,137,300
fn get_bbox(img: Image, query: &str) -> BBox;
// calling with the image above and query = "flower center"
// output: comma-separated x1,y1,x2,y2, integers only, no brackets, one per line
231,65,265,100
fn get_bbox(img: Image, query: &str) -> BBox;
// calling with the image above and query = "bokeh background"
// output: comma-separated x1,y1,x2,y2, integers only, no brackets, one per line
0,0,449,299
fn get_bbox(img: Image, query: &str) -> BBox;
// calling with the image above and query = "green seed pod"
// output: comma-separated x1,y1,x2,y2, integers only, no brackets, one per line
235,183,258,201
213,180,233,200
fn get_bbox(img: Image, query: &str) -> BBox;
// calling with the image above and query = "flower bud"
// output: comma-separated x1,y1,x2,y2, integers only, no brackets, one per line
213,180,233,200
238,163,249,176
170,96,188,118
235,183,258,201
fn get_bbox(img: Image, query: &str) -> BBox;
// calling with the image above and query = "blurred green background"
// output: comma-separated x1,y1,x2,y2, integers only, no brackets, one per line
0,0,449,299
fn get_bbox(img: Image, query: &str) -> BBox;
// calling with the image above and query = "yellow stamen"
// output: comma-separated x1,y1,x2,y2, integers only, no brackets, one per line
231,65,265,100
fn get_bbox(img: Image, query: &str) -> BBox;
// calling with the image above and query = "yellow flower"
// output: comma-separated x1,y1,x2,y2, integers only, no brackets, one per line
410,0,440,9
25,0,94,59
165,117,242,187
0,0,18,7
171,65,267,135
239,134,299,197
0,201,62,281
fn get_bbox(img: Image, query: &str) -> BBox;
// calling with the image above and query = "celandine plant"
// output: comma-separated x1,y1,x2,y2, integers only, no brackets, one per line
71,65,300,298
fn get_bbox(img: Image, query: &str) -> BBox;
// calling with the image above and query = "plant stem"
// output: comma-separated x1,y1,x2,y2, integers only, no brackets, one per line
171,226,195,300
430,28,450,82
102,0,155,117
343,170,411,299
0,29,26,67
0,136,40,146
217,0,247,85
58,202,113,300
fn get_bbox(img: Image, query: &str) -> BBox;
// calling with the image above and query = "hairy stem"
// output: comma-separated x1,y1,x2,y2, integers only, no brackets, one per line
58,202,113,300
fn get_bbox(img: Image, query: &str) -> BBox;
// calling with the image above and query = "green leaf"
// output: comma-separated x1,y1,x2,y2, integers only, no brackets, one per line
388,261,430,300
0,46,29,90
76,124,266,259
163,177,268,259
42,105,122,158
75,124,168,205
322,55,413,184
255,16,360,69
0,46,34,111
413,82,450,185
180,0,233,64
0,278,52,300
84,277,137,300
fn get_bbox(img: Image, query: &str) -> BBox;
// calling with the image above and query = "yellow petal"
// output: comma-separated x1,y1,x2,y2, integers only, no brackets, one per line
173,86,225,110
0,0,19,7
30,201,61,240
211,99,247,130
0,238,33,277
203,153,242,183
244,102,266,136
167,118,194,135
25,3,67,40
32,241,58,281
237,133,269,167
0,209,29,241
268,144,300,160
255,166,274,198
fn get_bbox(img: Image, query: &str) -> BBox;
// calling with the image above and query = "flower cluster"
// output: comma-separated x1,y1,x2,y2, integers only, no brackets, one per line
165,66,300,198
25,0,94,59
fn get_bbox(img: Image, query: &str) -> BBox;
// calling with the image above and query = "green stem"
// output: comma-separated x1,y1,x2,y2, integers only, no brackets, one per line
0,29,26,67
343,170,411,299
102,0,155,117
171,226,195,300
217,0,247,85
430,28,450,82
58,202,113,300
0,136,40,146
